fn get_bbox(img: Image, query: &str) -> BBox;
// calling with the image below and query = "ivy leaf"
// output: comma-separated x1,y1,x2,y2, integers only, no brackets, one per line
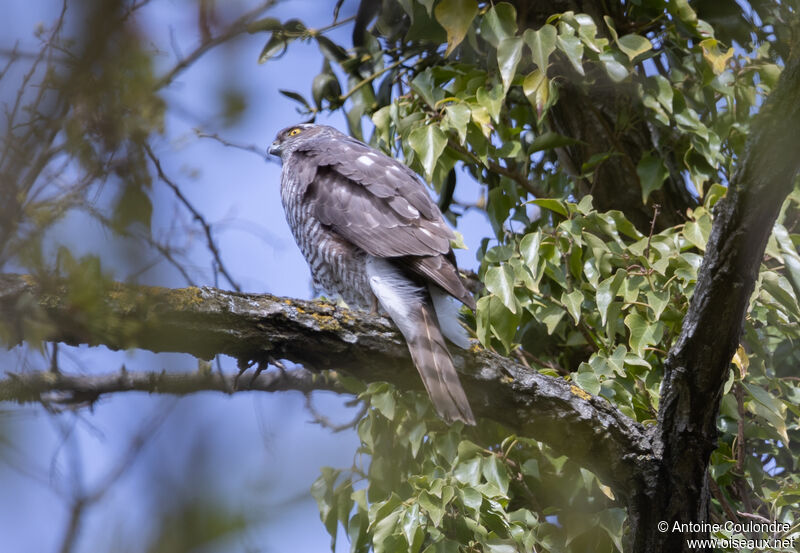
624,312,658,357
443,103,471,144
527,131,579,153
532,198,569,217
497,37,523,92
523,24,556,72
599,52,628,82
700,38,734,75
574,370,600,396
596,270,625,325
561,289,584,324
485,265,518,314
520,231,541,269
476,83,504,122
434,0,478,57
408,125,447,181
522,69,549,118
618,34,652,61
637,153,668,203
482,455,510,495
479,2,518,48
556,34,585,76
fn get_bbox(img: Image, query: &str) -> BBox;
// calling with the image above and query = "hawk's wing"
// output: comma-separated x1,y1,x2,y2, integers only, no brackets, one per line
294,134,475,309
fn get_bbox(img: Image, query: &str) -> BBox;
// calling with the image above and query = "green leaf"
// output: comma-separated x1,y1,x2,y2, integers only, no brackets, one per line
497,37,523,92
574,370,600,396
373,509,402,552
434,0,478,57
371,390,396,420
624,311,657,358
618,34,652,60
556,34,584,76
682,220,707,251
312,67,342,109
520,231,541,269
258,33,288,62
760,271,800,319
599,52,628,82
523,24,556,72
637,153,668,203
742,382,789,444
418,491,445,527
561,289,584,324
454,457,482,486
774,223,800,300
443,103,470,144
532,198,568,217
537,303,566,335
522,70,549,118
671,0,698,25
528,131,580,153
278,89,311,109
411,69,437,108
596,270,625,325
247,17,282,33
646,289,670,320
485,265,518,314
521,459,540,478
476,84,504,122
479,2,517,48
408,125,447,181
482,455,510,495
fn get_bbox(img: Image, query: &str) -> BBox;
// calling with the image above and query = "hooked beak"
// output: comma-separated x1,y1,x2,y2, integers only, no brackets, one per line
268,141,282,156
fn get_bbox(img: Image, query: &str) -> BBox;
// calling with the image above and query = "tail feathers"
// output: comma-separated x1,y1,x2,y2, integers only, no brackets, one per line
366,256,475,425
406,304,476,425
429,284,471,349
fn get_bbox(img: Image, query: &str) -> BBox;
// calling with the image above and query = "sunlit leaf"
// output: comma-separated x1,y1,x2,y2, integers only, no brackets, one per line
408,125,447,181
523,24,556,72
435,0,479,57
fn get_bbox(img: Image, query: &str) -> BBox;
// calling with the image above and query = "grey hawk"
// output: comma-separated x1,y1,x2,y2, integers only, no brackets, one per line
268,124,476,425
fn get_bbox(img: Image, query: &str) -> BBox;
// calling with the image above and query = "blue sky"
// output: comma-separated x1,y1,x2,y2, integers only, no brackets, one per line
0,1,490,551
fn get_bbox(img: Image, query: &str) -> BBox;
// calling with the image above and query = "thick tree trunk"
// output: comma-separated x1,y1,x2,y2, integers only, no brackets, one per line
628,37,800,553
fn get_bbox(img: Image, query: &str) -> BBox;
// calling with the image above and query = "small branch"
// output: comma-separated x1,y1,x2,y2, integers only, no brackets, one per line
195,131,274,161
155,0,277,90
144,144,241,291
0,366,345,406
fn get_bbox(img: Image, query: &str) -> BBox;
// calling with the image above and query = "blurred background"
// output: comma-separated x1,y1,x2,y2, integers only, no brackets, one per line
0,1,487,551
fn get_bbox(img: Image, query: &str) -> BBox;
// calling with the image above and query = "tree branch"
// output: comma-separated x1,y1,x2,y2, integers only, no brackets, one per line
0,273,653,499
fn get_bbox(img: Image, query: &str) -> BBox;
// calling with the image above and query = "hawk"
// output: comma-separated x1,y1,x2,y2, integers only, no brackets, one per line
268,124,476,425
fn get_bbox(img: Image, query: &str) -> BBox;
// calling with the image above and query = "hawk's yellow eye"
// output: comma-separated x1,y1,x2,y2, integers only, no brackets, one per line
288,127,302,136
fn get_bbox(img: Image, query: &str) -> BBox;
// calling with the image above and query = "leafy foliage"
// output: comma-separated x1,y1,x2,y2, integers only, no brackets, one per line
256,0,800,550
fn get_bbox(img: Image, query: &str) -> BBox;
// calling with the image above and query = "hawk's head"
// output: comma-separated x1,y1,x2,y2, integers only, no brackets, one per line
268,123,328,158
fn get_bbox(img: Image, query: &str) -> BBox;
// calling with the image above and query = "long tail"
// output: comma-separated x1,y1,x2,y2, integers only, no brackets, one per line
405,302,475,425
366,257,475,425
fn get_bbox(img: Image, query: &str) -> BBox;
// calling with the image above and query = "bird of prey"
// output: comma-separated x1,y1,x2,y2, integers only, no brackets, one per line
268,124,476,425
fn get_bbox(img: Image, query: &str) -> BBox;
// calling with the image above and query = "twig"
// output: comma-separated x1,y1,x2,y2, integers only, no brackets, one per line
57,403,175,553
155,0,277,90
305,393,368,433
144,143,241,291
196,131,274,161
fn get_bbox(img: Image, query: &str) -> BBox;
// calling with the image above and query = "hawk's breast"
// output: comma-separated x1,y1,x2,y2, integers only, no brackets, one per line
280,157,373,307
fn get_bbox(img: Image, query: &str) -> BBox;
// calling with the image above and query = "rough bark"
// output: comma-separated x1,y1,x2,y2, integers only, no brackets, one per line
628,38,800,553
0,273,653,498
